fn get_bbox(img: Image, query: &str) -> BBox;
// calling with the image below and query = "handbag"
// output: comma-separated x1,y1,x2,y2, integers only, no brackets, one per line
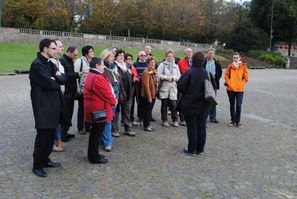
118,77,127,104
90,75,107,122
205,72,218,106
156,63,166,99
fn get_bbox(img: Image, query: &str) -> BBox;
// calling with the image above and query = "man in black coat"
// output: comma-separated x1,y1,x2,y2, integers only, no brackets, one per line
202,48,222,123
30,39,65,177
59,46,82,141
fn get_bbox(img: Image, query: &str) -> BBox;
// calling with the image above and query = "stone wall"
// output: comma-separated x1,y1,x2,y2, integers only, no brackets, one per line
0,27,211,52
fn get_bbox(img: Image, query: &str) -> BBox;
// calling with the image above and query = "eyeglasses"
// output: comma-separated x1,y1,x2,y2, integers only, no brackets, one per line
140,54,146,57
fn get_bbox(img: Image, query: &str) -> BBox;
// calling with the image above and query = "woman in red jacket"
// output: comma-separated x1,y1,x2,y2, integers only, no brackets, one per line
84,57,117,164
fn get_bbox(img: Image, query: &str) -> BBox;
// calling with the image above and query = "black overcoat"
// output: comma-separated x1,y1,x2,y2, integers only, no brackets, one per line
177,67,209,116
29,53,62,129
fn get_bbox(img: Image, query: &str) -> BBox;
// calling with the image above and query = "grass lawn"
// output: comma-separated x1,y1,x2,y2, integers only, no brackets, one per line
0,42,227,73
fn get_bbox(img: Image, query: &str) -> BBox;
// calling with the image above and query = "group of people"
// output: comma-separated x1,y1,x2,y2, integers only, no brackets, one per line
29,38,248,177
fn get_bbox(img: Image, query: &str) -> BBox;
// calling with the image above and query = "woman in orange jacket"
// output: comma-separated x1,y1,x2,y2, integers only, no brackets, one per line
224,52,248,128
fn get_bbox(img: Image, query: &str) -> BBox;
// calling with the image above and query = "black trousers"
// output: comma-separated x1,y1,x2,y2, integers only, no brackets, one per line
77,94,91,131
88,122,106,163
62,93,75,133
33,128,56,169
176,92,184,122
161,98,178,122
142,97,155,128
184,111,208,153
132,81,144,121
130,85,138,122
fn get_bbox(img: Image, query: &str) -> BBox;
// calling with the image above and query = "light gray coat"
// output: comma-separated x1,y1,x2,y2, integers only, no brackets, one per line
74,56,90,94
157,61,181,100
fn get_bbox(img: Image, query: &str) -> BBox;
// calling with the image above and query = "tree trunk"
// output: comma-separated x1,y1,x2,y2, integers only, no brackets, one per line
288,42,292,56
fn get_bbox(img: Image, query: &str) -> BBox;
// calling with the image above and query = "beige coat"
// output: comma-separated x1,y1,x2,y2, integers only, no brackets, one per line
157,61,181,100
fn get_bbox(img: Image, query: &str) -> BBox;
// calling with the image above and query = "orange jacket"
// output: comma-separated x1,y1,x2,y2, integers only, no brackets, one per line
141,68,159,101
224,62,248,92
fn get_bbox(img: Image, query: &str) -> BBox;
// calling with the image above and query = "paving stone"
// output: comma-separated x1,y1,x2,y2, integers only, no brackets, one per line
0,69,296,198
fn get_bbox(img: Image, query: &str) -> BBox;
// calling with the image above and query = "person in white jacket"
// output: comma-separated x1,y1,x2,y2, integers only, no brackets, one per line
157,50,181,127
50,39,66,152
74,45,94,135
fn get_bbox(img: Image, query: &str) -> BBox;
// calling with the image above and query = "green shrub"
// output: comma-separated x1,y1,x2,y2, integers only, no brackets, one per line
246,50,263,58
273,55,287,66
247,50,286,66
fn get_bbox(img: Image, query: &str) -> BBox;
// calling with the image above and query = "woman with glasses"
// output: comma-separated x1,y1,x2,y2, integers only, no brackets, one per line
113,49,135,136
157,50,181,127
125,54,140,126
141,57,159,132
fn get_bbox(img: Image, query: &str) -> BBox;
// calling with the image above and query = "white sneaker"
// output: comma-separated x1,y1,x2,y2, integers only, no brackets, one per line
172,121,179,127
125,130,136,136
112,132,120,137
180,121,186,126
132,121,139,126
162,121,170,127
105,146,112,152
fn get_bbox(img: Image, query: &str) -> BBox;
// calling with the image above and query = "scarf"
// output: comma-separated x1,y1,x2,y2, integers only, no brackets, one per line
163,60,175,73
115,61,128,72
233,61,242,68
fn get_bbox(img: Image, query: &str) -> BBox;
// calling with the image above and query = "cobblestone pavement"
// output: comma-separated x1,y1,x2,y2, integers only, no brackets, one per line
0,69,296,199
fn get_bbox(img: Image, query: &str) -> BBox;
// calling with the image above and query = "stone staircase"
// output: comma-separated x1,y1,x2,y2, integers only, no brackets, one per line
288,56,297,69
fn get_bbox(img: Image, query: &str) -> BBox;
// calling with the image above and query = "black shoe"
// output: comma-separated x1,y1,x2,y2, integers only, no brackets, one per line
99,154,105,159
32,168,47,177
144,127,154,132
210,119,219,123
150,118,156,122
66,133,75,138
61,135,70,142
89,158,108,164
183,148,197,156
44,161,61,168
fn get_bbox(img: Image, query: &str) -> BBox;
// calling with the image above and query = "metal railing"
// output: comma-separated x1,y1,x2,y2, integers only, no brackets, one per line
19,28,210,47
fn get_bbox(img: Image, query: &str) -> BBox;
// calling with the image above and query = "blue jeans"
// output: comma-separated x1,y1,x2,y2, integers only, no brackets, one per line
101,121,112,147
52,124,62,146
184,111,208,153
55,125,62,140
209,105,217,120
227,91,244,123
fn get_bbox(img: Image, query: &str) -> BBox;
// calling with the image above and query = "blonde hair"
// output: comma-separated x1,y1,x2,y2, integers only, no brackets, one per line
208,47,215,52
100,49,114,60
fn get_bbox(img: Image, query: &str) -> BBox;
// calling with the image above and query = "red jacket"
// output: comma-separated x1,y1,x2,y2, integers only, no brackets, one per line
177,58,190,75
84,69,117,123
128,63,139,81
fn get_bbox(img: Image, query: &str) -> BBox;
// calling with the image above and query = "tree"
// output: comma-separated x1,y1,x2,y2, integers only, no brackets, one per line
250,0,297,55
3,0,48,29
227,20,268,52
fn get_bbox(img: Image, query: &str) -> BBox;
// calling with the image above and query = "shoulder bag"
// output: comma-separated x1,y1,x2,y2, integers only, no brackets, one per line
205,72,218,106
156,63,166,99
